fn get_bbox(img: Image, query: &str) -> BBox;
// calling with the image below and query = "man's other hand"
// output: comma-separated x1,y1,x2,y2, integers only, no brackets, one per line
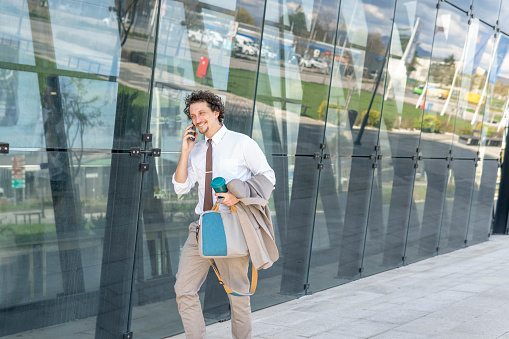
215,192,239,206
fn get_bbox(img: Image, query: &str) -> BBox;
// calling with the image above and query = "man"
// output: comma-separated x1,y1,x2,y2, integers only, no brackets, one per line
172,90,275,338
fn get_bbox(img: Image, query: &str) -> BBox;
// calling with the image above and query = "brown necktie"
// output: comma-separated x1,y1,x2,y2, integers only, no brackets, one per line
204,139,213,211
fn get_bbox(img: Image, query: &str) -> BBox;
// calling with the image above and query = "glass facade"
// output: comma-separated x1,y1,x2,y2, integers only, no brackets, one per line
0,0,507,337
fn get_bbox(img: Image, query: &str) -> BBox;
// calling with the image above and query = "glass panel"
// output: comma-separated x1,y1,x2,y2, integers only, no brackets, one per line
438,159,475,254
0,1,36,66
0,151,142,337
499,0,509,34
446,0,473,12
466,159,498,245
0,72,119,149
451,20,495,159
47,2,120,77
404,158,448,264
326,0,396,157
362,158,415,277
420,3,469,158
130,153,192,338
472,0,501,25
152,0,267,153
253,0,341,157
478,34,509,160
308,156,373,291
380,0,438,157
1,0,155,337
1,1,153,151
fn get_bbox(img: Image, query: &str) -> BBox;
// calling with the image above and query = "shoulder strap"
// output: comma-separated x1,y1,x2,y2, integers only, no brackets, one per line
195,230,257,296
208,259,258,296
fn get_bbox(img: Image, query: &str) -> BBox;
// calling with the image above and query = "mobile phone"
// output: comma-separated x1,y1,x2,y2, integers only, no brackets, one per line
189,125,196,141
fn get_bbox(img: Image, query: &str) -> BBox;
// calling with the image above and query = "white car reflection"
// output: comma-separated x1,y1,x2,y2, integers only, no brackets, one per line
101,13,131,27
188,29,223,48
300,57,329,72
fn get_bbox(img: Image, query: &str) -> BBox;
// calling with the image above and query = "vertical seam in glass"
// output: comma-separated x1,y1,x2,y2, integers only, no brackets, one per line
401,159,419,264
496,0,503,25
248,0,270,138
375,39,393,148
320,0,343,144
358,0,399,275
304,164,325,295
144,0,163,134
403,1,442,262
125,169,146,333
464,161,479,244
415,3,441,152
435,163,452,254
126,0,163,332
304,0,344,292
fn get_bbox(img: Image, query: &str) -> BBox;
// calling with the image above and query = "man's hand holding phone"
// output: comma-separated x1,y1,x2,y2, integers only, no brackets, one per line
182,124,197,152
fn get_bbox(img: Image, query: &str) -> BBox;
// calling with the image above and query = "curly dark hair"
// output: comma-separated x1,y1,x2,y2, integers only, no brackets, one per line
183,90,225,123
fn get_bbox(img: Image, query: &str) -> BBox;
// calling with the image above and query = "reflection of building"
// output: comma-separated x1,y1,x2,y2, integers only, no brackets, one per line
1,1,509,338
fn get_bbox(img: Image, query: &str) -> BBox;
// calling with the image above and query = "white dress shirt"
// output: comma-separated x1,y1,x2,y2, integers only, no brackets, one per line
172,125,276,214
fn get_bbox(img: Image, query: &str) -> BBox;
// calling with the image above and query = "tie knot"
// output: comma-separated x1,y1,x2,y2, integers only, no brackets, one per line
207,139,212,146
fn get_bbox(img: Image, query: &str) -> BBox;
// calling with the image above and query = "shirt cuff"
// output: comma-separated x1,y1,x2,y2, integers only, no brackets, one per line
172,173,192,194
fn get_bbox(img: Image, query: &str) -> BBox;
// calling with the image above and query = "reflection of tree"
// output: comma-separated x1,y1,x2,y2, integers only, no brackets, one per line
235,7,255,25
114,0,140,46
366,33,385,55
407,50,419,75
60,79,103,177
432,53,456,86
288,5,307,36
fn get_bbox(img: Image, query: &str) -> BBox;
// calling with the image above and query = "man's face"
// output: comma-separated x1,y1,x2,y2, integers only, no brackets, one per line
189,101,221,138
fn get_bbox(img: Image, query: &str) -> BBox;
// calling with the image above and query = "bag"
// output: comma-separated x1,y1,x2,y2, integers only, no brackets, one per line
197,202,248,258
196,201,257,296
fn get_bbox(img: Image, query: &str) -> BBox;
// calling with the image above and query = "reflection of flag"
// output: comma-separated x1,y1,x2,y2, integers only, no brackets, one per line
463,31,491,74
435,26,444,35
489,35,509,84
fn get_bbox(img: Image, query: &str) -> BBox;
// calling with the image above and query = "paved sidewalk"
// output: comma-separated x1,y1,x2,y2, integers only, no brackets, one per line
168,235,509,338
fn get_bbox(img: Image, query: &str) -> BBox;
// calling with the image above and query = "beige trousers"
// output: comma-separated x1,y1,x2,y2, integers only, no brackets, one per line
174,221,252,339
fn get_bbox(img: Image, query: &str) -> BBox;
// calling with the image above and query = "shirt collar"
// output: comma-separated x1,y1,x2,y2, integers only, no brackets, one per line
206,125,227,145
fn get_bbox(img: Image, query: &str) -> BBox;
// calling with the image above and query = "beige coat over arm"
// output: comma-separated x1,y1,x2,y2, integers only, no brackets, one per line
227,174,279,270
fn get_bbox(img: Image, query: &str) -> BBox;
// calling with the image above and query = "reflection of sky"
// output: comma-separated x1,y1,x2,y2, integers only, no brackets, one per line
202,9,234,91
0,1,36,66
200,0,236,11
1,74,117,149
48,0,120,77
57,78,117,149
472,0,501,23
0,71,41,147
431,6,468,60
156,1,195,87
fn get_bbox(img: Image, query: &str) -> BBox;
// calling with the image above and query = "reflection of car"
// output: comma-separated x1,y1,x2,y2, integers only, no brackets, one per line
413,84,449,99
205,31,223,48
234,35,258,56
300,57,329,72
286,51,301,64
261,46,277,60
427,87,449,99
413,84,424,94
101,13,131,27
189,29,223,48
188,29,203,42
464,92,485,104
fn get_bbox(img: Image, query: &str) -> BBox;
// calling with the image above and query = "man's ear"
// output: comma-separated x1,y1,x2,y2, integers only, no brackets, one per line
214,110,220,119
